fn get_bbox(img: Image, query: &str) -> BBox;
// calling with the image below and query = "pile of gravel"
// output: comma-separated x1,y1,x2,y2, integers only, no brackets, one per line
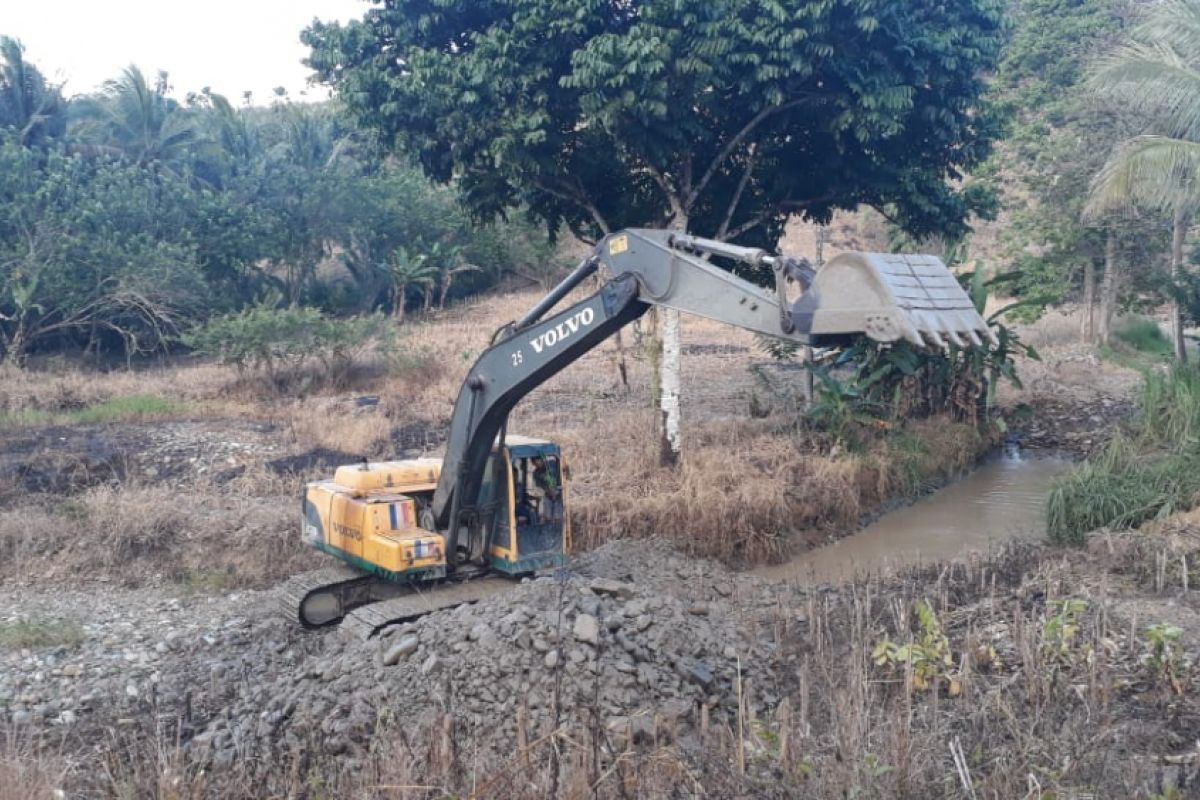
187,540,801,772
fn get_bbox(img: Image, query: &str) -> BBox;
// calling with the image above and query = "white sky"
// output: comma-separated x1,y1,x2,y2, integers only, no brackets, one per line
2,0,371,104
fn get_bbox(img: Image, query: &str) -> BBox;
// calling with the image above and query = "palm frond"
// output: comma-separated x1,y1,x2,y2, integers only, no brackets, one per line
1091,41,1200,140
1084,135,1200,219
1135,0,1200,58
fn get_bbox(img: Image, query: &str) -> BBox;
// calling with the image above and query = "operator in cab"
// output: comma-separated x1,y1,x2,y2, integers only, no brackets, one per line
532,456,562,521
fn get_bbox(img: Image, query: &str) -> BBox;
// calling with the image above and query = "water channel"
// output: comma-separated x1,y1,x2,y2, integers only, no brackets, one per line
755,452,1073,584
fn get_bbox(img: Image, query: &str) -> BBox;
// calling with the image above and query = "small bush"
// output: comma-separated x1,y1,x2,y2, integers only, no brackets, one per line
0,616,85,650
1114,316,1170,355
183,306,387,392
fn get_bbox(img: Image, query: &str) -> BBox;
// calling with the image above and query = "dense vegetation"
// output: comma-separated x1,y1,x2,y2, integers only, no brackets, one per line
4,1,1200,395
0,42,554,365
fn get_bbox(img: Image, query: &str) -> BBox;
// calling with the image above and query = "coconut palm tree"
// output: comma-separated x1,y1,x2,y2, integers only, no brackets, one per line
0,37,66,147
1087,0,1200,362
74,66,201,176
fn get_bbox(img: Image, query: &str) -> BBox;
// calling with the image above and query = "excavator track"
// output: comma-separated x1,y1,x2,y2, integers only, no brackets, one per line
338,575,511,641
277,565,375,629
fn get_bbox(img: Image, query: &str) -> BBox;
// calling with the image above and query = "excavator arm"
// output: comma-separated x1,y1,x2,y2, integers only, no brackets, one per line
431,228,992,565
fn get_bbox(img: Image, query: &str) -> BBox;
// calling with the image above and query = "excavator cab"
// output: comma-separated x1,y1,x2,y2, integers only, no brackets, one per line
486,437,569,576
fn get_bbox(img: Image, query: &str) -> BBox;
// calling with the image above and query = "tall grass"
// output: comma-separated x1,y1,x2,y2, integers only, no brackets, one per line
1138,363,1200,448
1048,439,1200,545
1048,365,1200,544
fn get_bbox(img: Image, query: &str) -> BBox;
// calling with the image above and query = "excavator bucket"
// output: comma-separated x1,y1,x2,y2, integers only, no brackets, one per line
794,252,996,349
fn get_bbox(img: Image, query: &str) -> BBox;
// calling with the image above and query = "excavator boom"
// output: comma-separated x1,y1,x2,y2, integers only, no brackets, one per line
432,229,992,563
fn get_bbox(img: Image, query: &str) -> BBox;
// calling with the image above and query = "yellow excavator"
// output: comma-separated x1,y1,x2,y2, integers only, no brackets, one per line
281,228,994,638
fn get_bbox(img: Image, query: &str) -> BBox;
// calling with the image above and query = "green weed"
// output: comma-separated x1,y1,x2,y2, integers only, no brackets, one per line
1048,366,1200,544
0,617,85,650
1142,622,1186,693
0,393,188,428
1114,316,1171,356
1138,365,1200,449
1042,598,1088,661
1047,441,1200,545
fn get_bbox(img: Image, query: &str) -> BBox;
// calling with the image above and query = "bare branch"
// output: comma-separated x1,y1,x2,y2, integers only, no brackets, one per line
687,97,811,210
533,177,612,235
643,162,686,223
715,145,758,240
723,192,837,241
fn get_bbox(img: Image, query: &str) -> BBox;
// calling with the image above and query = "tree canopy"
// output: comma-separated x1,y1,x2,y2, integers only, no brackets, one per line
305,0,1006,246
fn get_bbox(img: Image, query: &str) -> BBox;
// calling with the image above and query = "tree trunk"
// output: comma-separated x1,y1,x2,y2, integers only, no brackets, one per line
657,214,687,467
8,319,29,368
393,284,407,324
659,306,682,466
1080,259,1096,344
1171,209,1188,363
1098,231,1120,345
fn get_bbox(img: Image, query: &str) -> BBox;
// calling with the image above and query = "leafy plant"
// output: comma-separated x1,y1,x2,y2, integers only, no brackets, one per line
804,269,1039,440
1142,622,1186,694
1042,598,1089,662
872,599,959,694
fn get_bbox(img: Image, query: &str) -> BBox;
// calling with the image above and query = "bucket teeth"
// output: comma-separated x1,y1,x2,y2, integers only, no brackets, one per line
922,328,947,350
800,251,999,351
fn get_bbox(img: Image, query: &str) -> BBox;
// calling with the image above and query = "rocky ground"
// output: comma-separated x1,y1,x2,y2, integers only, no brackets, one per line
3,526,1200,798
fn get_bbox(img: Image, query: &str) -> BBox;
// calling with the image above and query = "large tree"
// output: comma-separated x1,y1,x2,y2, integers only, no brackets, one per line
306,0,1004,465
0,136,206,364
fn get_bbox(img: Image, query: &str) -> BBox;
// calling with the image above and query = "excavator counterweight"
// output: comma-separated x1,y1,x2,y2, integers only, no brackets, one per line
282,228,992,636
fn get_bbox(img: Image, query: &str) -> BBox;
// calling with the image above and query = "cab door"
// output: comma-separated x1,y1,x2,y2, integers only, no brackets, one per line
513,452,564,562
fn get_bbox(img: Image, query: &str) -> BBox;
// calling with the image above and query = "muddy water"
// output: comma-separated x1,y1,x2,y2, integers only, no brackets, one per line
755,453,1072,584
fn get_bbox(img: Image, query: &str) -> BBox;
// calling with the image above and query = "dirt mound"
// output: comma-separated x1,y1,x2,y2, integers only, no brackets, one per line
187,541,771,772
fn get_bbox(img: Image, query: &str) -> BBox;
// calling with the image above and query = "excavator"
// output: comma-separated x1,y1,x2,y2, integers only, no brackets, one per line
281,228,994,638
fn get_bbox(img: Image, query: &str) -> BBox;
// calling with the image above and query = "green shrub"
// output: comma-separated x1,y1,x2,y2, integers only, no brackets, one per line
1048,365,1200,545
1114,316,1171,355
183,306,386,390
0,616,85,650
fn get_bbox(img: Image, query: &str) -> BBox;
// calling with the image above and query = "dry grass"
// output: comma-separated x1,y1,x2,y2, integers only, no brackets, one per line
566,412,983,564
0,480,320,588
0,734,66,800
